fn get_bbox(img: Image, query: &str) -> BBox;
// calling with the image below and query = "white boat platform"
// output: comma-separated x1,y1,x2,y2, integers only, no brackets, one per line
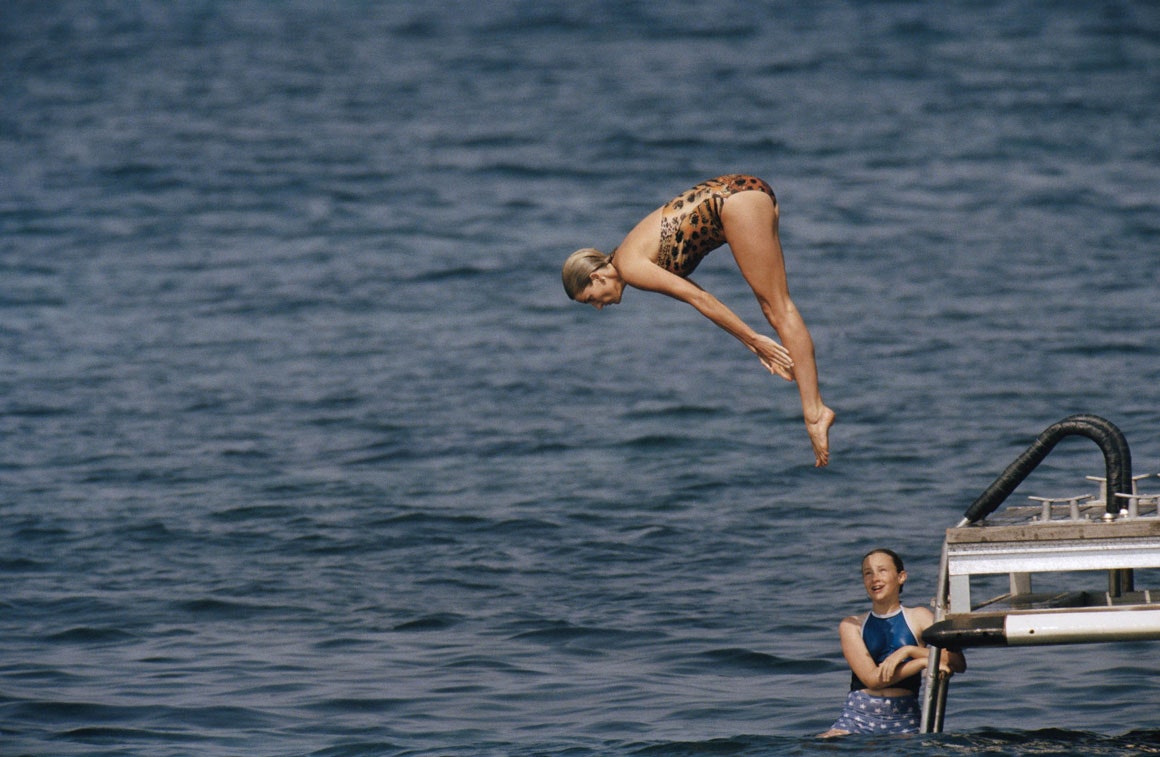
919,415,1160,733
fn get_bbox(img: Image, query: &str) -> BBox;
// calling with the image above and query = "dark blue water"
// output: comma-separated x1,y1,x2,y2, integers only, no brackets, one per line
3,1,1159,754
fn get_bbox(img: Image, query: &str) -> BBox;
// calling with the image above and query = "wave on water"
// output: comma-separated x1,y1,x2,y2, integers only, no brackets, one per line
295,728,1160,757
924,728,1160,757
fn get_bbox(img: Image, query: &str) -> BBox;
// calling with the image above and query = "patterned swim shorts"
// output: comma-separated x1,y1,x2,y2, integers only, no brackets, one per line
828,689,921,735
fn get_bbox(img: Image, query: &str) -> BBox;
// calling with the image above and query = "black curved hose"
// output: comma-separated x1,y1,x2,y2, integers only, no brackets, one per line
959,414,1132,525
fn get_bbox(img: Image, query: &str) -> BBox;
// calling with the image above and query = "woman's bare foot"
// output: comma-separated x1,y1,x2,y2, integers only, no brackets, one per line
806,405,835,467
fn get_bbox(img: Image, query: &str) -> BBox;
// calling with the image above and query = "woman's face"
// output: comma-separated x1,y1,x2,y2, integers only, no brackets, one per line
862,552,905,604
577,271,623,310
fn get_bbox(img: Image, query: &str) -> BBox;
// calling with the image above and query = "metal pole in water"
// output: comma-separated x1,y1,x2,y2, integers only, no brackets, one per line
921,542,953,733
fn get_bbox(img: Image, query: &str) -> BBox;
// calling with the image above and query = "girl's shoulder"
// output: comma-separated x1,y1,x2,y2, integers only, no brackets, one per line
840,611,869,631
903,605,936,635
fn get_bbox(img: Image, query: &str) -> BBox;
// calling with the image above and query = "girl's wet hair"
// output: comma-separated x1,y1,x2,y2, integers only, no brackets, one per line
863,548,904,572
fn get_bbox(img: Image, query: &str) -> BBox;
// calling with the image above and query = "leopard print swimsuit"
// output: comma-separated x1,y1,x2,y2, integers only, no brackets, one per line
656,174,776,277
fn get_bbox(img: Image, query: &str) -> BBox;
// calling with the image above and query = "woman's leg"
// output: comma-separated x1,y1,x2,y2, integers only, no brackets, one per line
721,191,834,466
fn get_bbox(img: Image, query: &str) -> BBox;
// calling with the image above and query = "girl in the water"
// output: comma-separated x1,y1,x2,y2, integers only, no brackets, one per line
818,548,966,737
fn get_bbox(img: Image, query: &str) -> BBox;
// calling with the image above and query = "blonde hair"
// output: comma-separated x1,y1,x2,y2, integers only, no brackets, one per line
562,248,611,300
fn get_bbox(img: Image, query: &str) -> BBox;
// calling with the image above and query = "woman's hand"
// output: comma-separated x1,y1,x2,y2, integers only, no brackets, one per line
750,334,795,381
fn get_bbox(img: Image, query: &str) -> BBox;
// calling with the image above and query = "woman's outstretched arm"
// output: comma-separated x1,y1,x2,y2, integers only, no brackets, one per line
615,256,795,380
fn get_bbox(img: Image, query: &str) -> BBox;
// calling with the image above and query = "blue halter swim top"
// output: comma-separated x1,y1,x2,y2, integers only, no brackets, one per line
850,607,922,694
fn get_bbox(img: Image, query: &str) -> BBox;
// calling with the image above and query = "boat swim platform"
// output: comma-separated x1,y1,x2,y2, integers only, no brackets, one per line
942,500,1160,620
919,415,1160,733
